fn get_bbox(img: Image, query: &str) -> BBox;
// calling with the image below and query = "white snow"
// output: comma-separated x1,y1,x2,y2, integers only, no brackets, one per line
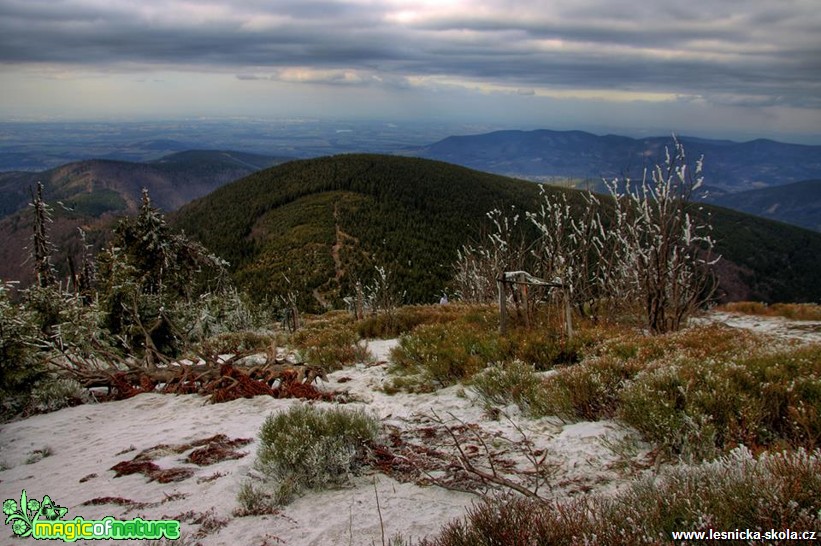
698,311,821,343
0,338,648,545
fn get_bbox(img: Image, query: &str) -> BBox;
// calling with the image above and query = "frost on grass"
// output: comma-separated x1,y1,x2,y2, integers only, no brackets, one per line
418,447,821,546
250,405,381,505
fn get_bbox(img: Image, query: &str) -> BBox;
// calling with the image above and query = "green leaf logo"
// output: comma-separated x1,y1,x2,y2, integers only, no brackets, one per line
39,495,68,521
3,490,68,537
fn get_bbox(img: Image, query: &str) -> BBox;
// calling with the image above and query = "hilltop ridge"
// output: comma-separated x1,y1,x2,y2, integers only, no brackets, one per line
173,154,821,309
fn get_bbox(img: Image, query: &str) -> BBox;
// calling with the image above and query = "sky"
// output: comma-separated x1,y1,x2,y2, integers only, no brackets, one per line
1,0,821,142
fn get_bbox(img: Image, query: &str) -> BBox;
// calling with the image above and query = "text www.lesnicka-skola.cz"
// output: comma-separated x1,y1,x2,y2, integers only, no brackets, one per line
672,529,817,541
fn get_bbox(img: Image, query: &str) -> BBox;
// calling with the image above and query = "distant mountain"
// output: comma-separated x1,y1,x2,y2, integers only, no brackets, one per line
411,130,821,192
702,179,821,232
0,150,290,285
0,150,290,220
173,154,821,309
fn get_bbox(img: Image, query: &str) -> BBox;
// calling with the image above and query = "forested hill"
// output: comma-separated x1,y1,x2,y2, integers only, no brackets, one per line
172,154,821,310
172,154,543,309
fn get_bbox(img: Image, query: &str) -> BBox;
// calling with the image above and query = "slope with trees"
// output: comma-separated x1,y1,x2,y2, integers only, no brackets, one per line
172,154,821,311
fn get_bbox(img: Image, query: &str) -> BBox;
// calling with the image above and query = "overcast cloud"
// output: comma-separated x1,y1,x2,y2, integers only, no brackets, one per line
1,0,820,140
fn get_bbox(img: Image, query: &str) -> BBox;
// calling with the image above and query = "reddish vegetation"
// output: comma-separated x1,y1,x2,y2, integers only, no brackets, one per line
110,434,253,483
110,459,194,483
187,436,252,466
207,364,276,402
208,364,337,403
100,363,340,404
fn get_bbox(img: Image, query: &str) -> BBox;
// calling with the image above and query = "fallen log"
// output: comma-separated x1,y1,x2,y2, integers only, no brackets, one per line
51,352,331,403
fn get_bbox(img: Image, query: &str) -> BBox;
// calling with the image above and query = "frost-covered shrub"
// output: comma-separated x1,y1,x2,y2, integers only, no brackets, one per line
292,318,370,371
419,447,821,546
0,282,46,418
195,331,278,356
390,322,503,389
471,361,552,417
619,343,821,459
30,377,89,413
254,405,381,504
176,287,256,342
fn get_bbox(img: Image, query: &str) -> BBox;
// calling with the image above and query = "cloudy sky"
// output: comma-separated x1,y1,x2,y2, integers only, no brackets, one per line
2,0,820,142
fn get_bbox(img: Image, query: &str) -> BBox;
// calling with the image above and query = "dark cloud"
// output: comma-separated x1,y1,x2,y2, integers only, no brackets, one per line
0,0,819,110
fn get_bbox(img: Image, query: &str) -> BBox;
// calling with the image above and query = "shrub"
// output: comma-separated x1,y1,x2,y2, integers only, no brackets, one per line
507,326,602,371
390,322,503,389
29,377,89,413
291,316,371,370
0,282,46,418
234,481,278,516
355,304,476,338
541,355,644,421
419,447,821,546
253,405,381,504
196,331,278,356
619,343,821,459
719,301,821,321
471,361,552,418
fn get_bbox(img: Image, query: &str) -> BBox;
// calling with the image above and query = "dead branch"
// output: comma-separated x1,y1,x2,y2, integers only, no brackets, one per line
430,410,550,502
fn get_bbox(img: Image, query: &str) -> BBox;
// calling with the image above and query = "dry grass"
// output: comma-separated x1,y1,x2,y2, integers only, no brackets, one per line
719,301,821,321
418,447,821,546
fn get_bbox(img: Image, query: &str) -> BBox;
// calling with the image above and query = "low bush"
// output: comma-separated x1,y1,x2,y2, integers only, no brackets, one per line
234,481,278,516
291,315,371,370
386,311,601,391
355,304,476,338
29,377,89,413
471,361,552,417
506,328,593,371
195,331,278,356
419,447,821,546
541,355,644,421
390,322,503,389
253,405,381,504
619,343,821,459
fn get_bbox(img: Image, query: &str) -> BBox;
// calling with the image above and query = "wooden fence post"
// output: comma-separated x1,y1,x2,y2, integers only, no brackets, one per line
498,277,507,335
563,286,573,340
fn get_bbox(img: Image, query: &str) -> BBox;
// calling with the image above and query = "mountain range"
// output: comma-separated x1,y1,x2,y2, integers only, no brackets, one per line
0,150,289,286
703,179,821,233
2,133,820,304
411,129,821,192
172,154,821,309
408,129,821,232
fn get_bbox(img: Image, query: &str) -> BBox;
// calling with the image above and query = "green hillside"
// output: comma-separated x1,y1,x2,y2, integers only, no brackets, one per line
172,154,821,310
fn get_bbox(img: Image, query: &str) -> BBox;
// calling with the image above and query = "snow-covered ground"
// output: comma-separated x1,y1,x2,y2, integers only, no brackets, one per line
697,311,821,343
0,337,648,545
3,311,814,545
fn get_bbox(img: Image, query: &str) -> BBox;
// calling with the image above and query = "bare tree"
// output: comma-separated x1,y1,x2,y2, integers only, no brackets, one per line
459,139,718,334
606,138,718,333
453,207,530,304
29,182,56,288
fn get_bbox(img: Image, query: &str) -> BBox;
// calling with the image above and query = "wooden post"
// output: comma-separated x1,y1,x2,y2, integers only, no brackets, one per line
563,286,573,340
498,277,507,335
521,275,530,329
